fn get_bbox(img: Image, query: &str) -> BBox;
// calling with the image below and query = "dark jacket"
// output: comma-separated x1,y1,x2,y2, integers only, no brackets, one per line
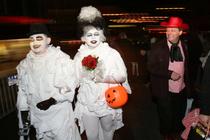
198,56,210,115
147,39,190,98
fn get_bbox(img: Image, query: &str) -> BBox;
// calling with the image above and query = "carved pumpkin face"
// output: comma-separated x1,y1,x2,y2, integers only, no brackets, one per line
105,85,128,108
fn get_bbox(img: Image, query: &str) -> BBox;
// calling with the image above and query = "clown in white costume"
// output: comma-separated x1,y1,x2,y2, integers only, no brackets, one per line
16,23,81,140
74,6,131,140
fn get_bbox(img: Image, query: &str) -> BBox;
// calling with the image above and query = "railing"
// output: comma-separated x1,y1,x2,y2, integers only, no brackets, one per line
0,69,17,119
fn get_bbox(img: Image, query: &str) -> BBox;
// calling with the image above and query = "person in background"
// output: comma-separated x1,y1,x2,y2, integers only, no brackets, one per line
147,17,190,140
186,33,210,140
73,6,131,140
191,45,210,139
16,23,81,140
110,31,139,83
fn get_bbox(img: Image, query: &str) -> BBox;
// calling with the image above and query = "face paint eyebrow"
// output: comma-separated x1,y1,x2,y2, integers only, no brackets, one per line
94,32,99,36
36,36,44,41
29,35,45,42
86,32,100,37
86,33,92,37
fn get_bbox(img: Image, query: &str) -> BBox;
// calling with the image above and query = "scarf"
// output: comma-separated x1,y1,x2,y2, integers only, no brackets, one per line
169,41,183,62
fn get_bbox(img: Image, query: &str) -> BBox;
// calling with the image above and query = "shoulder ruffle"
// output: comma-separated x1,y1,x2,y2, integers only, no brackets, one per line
16,59,27,77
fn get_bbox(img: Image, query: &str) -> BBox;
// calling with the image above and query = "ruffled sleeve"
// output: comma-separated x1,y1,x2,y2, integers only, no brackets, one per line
16,59,29,111
73,52,83,88
102,46,132,94
52,51,77,103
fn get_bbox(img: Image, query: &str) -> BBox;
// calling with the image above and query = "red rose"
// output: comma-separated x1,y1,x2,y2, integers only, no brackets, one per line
82,55,98,70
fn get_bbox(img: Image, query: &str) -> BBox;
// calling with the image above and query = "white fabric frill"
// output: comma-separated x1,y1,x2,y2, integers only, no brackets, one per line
16,45,80,140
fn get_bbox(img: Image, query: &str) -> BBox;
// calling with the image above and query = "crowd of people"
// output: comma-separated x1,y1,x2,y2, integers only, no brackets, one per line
15,5,210,140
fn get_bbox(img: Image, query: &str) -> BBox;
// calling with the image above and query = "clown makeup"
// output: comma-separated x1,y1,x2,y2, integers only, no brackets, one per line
29,34,51,55
166,27,183,44
81,26,106,48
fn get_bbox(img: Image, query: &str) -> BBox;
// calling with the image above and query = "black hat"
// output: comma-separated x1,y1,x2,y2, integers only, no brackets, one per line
28,23,50,36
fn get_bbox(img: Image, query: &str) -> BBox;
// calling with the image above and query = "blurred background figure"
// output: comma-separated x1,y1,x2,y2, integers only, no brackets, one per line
111,31,140,83
185,31,210,140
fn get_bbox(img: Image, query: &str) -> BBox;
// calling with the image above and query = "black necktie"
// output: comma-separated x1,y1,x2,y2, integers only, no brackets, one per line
169,41,183,62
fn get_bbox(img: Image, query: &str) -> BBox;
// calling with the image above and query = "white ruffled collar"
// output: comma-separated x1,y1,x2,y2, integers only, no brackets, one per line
27,45,58,61
78,42,109,55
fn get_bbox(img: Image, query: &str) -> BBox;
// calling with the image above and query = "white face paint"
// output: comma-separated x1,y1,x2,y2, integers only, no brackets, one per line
81,26,105,48
29,34,51,55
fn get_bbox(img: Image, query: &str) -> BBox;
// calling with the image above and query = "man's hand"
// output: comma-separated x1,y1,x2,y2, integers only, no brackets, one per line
93,60,105,83
198,114,210,137
199,114,210,128
36,97,56,110
94,71,104,83
171,71,181,81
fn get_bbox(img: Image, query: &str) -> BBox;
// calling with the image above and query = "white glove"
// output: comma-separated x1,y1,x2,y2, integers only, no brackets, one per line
94,60,105,83
82,67,95,80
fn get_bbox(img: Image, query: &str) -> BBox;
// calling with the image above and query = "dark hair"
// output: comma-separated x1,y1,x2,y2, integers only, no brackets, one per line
77,17,108,38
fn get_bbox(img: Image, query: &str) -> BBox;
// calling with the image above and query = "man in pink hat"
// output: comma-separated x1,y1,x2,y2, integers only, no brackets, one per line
147,16,190,140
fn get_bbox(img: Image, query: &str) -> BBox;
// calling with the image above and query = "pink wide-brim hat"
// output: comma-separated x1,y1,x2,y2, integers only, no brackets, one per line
160,16,189,30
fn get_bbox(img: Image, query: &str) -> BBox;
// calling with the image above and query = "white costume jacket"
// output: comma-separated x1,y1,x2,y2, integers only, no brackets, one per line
74,42,131,134
16,46,80,140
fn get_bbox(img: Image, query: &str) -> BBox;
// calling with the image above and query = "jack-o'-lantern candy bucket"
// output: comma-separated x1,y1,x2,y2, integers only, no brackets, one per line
105,85,128,108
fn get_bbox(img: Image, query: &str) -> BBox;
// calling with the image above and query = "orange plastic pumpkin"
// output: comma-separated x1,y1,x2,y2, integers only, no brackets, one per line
105,85,128,108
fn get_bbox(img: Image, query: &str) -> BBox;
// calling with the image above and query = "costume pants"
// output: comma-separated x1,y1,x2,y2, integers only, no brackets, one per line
170,90,187,133
153,89,187,135
82,114,114,140
35,121,81,140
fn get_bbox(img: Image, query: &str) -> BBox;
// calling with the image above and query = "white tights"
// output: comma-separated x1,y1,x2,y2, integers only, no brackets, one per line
82,114,114,140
